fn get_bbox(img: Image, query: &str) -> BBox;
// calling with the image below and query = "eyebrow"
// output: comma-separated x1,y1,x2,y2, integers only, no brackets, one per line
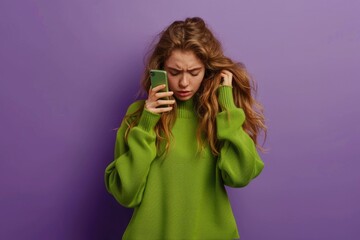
166,67,202,72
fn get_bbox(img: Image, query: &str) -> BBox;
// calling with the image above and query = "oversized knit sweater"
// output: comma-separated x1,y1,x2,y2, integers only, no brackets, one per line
104,86,264,240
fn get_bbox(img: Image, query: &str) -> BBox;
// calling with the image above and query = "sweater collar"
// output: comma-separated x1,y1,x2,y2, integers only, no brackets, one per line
176,98,196,118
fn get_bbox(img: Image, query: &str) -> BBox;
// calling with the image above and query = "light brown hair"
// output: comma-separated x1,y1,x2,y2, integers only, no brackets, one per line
124,17,267,155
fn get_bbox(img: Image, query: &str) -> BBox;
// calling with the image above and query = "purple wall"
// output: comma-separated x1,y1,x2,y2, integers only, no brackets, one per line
1,0,359,239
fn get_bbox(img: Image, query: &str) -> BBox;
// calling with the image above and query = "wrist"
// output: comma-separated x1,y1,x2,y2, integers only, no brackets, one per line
138,108,161,131
218,86,236,110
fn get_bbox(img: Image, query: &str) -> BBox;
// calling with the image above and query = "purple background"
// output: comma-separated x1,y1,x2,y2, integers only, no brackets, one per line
1,0,359,239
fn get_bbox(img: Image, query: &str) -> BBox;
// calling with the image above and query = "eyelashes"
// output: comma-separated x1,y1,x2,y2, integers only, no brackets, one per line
169,71,180,76
169,71,200,77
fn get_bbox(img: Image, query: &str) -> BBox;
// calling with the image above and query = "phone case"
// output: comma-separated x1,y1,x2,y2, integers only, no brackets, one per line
150,70,169,92
150,70,169,102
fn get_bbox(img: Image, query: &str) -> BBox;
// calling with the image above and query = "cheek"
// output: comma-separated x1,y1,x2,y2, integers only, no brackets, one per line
193,76,204,90
167,76,177,90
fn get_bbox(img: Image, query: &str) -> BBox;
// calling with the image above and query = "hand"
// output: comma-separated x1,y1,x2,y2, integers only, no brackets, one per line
145,84,175,114
220,70,233,87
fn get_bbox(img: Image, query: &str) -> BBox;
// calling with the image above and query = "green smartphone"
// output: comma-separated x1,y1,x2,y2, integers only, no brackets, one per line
150,69,169,91
150,70,169,102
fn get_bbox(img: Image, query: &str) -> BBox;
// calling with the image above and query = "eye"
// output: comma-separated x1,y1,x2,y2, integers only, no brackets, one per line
170,71,180,76
190,71,200,77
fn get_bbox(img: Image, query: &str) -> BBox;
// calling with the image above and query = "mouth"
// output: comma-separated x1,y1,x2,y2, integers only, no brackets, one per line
176,91,192,97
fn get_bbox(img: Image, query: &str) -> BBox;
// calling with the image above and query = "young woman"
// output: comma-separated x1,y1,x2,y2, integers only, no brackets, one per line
105,17,267,240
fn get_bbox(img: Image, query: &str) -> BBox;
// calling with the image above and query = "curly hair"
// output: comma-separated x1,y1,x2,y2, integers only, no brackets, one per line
124,17,267,156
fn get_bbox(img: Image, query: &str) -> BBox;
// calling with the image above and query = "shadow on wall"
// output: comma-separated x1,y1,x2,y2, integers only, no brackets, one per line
81,53,144,240
92,193,133,240
82,151,133,239
83,132,134,240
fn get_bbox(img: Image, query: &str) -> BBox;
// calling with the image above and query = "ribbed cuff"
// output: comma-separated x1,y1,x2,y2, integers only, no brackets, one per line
138,109,161,131
218,86,236,110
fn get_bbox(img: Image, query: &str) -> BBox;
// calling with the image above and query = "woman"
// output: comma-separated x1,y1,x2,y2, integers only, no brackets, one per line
105,17,267,240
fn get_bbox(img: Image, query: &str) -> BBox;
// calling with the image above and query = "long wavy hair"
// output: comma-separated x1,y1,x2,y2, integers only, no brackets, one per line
124,17,267,156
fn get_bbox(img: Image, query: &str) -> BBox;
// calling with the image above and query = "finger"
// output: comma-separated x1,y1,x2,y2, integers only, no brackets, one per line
148,87,162,100
220,73,228,79
220,71,233,86
156,99,176,106
221,69,232,75
145,98,174,110
221,70,233,76
152,106,173,113
144,100,155,111
221,74,230,81
155,91,174,98
151,84,167,93
221,72,232,79
147,85,159,95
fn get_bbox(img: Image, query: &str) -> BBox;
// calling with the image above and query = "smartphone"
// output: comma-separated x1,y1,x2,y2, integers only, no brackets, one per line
150,70,169,100
150,69,168,91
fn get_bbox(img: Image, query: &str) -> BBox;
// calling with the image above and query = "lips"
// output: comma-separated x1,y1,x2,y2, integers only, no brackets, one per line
177,91,191,97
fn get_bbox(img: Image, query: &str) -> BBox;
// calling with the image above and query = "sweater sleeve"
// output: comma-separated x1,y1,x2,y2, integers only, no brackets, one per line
216,86,264,188
104,101,161,208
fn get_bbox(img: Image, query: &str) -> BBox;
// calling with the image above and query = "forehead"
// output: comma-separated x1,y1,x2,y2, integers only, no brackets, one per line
165,50,204,68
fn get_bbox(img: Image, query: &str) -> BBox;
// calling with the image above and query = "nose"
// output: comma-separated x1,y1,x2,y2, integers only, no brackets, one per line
179,74,189,88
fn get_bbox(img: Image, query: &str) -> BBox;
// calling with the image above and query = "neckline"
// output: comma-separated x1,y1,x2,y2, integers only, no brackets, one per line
176,98,197,119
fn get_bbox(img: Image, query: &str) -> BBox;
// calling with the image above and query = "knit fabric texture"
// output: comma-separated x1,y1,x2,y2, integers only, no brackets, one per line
105,86,264,240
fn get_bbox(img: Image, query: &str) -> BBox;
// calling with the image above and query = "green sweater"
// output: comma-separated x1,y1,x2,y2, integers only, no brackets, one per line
105,86,264,240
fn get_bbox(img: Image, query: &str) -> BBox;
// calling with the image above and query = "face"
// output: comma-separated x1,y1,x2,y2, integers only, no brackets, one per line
164,50,205,101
